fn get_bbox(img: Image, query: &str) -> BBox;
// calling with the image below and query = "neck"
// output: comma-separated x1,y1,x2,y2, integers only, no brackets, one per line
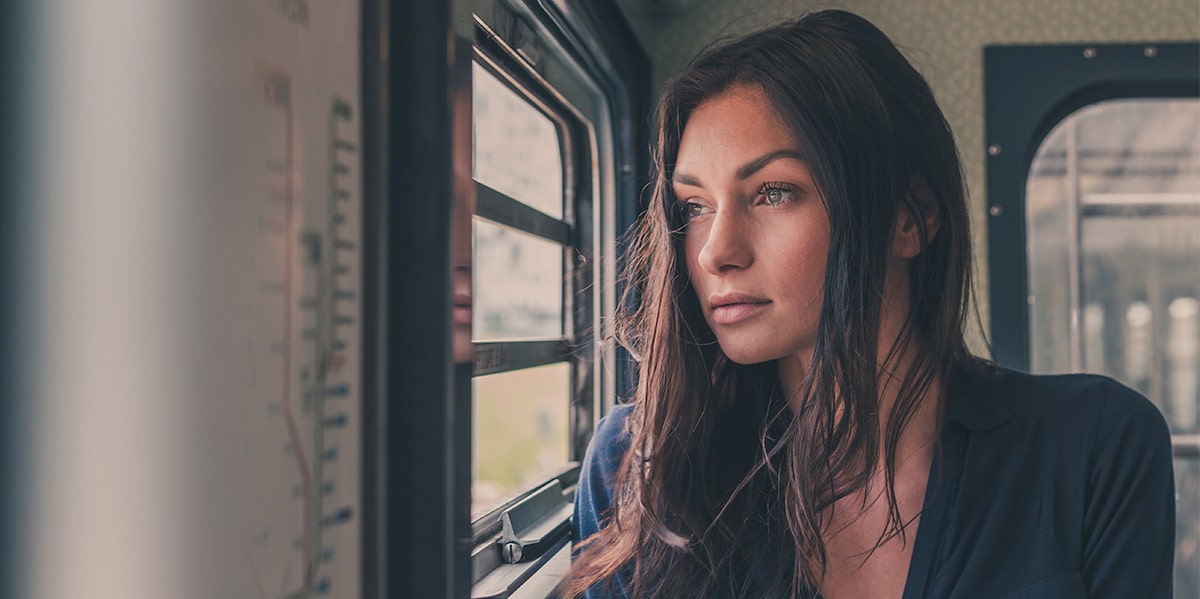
777,262,944,470
775,327,942,474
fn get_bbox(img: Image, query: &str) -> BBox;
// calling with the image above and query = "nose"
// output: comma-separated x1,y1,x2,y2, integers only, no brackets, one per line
696,209,754,274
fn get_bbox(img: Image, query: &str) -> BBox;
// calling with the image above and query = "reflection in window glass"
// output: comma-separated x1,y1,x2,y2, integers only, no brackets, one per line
472,363,570,516
1026,98,1200,596
473,219,563,340
472,63,564,219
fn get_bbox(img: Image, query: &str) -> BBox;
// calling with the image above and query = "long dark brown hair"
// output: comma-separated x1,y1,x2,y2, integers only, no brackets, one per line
567,10,984,597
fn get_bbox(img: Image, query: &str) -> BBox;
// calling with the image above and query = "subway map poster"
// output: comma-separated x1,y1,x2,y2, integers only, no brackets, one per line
237,1,362,597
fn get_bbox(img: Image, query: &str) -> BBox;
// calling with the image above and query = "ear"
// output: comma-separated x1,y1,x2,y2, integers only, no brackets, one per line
892,176,940,259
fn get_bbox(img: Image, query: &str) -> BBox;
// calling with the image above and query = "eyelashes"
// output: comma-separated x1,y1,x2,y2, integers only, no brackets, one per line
675,181,800,221
757,181,797,206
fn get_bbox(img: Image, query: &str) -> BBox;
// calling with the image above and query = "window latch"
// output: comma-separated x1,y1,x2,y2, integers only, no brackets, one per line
498,479,572,563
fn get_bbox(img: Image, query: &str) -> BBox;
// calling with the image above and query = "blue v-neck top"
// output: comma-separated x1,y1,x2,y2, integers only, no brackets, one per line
572,367,1176,597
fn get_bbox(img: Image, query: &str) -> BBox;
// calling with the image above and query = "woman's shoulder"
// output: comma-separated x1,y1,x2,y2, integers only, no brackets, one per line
952,365,1171,467
573,402,636,543
589,402,635,461
985,367,1166,432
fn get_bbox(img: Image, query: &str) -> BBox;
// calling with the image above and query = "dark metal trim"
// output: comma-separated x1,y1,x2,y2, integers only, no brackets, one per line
470,463,581,544
473,14,593,130
473,340,571,376
0,0,30,596
984,41,1200,371
461,0,649,593
360,0,383,595
475,182,572,245
1079,202,1200,218
546,0,653,417
367,1,471,597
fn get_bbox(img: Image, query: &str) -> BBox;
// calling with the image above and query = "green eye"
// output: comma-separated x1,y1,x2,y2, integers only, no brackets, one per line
677,200,703,219
761,184,795,206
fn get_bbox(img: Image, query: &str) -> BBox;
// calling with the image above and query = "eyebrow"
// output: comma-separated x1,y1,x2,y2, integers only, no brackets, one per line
672,149,805,187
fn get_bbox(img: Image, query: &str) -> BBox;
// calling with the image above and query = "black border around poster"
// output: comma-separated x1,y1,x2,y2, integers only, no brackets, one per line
0,0,25,597
361,0,470,596
983,41,1200,372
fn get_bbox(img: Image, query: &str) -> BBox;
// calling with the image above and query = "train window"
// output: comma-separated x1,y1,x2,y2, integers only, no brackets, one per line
987,43,1200,597
1025,97,1200,594
473,219,564,341
467,50,583,524
472,362,571,513
442,1,648,593
473,64,565,220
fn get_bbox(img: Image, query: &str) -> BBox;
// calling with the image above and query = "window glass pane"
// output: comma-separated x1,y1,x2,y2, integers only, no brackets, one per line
472,362,571,516
472,62,564,219
473,219,563,340
1079,215,1200,434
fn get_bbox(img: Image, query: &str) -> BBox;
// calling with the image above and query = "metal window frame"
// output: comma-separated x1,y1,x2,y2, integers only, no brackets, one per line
983,41,1200,372
475,182,572,246
469,23,589,372
470,0,652,449
460,5,597,595
456,0,649,595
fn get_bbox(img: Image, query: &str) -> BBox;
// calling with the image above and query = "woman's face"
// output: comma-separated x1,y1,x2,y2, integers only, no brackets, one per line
674,85,831,366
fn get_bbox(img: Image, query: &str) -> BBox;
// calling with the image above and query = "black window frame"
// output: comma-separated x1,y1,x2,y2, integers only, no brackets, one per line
465,5,593,538
461,1,648,594
984,41,1200,372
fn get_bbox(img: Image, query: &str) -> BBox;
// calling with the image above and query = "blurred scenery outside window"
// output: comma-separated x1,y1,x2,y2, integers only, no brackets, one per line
472,63,564,219
472,363,571,515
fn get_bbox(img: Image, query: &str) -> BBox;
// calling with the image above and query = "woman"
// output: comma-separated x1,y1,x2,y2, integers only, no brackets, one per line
566,9,1175,598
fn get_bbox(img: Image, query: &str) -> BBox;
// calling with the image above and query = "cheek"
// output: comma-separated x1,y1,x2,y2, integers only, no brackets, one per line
776,231,830,299
683,234,705,281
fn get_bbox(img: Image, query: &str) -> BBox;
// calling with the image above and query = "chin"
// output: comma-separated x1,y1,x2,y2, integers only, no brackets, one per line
452,326,472,363
717,343,780,366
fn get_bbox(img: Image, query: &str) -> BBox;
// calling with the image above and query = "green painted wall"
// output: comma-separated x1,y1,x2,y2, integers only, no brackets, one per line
614,0,1200,351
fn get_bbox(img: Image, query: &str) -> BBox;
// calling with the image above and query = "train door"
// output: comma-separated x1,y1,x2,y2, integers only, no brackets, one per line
986,42,1199,596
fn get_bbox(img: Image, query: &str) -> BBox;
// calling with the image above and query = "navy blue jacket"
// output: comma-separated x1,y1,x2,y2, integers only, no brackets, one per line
572,368,1175,597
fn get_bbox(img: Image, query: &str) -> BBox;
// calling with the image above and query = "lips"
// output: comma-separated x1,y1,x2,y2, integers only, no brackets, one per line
708,293,770,325
453,292,472,325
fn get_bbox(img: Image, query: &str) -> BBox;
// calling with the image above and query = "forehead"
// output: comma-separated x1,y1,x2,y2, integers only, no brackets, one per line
676,85,797,168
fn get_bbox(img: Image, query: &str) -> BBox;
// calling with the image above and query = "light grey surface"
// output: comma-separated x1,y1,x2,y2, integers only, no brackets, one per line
508,542,571,599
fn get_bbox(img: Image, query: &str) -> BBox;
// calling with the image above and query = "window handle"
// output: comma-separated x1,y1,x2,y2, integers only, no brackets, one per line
498,479,572,563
